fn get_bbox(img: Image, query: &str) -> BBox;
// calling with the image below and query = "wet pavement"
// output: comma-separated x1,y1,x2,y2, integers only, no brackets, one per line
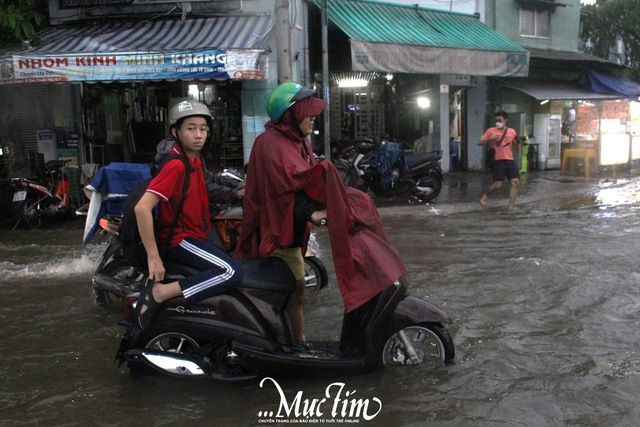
3,166,640,425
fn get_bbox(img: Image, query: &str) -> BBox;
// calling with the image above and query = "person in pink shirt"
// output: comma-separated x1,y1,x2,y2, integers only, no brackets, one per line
478,110,522,209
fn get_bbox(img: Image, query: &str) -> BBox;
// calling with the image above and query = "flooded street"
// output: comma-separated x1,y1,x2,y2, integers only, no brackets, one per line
3,170,640,425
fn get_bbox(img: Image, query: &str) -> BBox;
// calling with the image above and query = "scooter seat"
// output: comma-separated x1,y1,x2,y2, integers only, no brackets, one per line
236,257,297,293
404,151,441,170
164,257,297,294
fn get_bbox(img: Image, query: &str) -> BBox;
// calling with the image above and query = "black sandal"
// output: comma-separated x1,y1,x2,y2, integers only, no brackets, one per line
135,279,160,330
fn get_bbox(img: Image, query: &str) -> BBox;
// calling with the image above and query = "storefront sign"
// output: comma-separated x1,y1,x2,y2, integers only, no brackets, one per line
57,130,79,148
575,104,600,142
0,48,268,84
58,0,210,8
350,40,528,77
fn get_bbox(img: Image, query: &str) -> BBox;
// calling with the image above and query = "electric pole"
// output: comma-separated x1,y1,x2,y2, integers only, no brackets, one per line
275,0,292,83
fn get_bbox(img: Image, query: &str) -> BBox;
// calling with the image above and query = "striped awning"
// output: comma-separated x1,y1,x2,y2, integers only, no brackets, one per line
315,0,529,77
0,15,273,84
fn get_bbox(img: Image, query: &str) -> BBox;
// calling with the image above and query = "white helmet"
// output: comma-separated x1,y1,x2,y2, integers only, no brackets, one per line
168,100,214,128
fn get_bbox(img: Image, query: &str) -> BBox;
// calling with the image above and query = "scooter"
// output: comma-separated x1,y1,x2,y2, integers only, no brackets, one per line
89,206,329,308
335,139,444,203
11,159,74,229
115,260,455,380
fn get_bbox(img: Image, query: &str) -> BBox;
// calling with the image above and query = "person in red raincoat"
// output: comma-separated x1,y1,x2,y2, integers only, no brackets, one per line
237,83,407,351
235,83,327,344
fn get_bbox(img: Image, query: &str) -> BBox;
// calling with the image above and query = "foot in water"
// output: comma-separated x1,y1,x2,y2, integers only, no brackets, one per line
480,195,488,207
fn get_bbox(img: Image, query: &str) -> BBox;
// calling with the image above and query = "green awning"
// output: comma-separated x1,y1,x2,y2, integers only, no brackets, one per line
316,0,528,77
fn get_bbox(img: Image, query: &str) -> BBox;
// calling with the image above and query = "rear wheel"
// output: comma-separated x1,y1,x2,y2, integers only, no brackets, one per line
304,256,328,291
382,323,454,368
145,332,200,354
141,331,248,378
93,258,144,308
20,196,42,229
413,176,442,203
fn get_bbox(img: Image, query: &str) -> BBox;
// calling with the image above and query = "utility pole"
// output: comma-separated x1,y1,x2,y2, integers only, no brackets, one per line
275,0,292,83
321,0,331,159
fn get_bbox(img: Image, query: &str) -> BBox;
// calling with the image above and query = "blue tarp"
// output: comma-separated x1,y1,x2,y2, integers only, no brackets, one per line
585,69,640,99
368,141,408,191
89,162,151,195
82,163,152,244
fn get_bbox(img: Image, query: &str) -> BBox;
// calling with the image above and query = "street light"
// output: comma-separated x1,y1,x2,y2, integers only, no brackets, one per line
417,97,431,109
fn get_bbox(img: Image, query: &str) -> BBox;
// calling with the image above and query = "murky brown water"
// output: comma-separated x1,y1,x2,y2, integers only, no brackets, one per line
3,172,640,425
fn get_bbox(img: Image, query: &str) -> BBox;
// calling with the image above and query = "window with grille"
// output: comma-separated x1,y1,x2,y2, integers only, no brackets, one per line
520,3,550,38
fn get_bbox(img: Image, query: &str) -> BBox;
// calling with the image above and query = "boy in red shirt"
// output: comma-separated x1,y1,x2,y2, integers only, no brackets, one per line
478,110,522,209
134,100,243,330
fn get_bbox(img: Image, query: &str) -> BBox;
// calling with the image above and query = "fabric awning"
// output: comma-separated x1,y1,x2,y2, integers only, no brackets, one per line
586,69,640,100
0,15,273,85
499,78,624,100
316,0,528,77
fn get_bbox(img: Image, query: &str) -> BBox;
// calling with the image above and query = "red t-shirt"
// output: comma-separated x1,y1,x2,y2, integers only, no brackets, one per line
146,146,210,249
482,127,517,161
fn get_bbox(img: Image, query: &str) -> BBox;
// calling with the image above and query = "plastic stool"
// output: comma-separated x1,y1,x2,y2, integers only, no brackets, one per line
562,149,597,176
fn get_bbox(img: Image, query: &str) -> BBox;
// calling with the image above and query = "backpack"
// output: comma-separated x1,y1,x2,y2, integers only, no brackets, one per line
119,153,192,271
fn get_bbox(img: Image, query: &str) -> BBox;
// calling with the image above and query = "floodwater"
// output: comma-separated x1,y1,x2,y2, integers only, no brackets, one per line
3,170,640,425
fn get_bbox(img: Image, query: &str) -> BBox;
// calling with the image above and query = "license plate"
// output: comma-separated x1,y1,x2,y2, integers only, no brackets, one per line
13,191,27,202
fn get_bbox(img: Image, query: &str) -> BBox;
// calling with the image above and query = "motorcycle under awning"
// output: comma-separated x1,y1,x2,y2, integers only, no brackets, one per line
314,0,529,77
0,15,273,85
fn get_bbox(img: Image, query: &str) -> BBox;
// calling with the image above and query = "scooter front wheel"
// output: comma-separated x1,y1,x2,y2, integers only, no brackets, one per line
382,323,454,367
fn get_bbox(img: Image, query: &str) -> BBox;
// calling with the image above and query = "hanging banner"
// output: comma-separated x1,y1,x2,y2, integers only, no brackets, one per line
350,40,528,77
0,48,268,84
58,0,211,8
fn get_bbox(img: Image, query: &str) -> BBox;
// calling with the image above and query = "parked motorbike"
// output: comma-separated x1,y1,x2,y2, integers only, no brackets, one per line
115,263,455,380
334,139,444,203
89,205,329,309
11,159,75,229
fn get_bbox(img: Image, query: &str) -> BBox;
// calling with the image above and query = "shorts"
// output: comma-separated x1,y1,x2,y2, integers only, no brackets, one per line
271,247,305,281
492,160,520,183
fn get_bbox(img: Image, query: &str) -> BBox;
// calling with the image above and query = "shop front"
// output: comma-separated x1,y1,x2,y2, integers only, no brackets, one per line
310,0,529,172
499,74,640,171
0,14,273,172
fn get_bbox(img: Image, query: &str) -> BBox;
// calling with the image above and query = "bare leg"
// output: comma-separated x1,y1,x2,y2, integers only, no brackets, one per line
480,181,503,206
508,178,520,209
287,278,306,342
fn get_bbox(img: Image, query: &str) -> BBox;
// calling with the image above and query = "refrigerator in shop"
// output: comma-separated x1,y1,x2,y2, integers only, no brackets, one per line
534,114,562,169
600,100,630,166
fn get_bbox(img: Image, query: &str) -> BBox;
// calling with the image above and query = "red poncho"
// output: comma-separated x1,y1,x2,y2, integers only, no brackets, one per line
235,104,319,259
236,99,406,312
303,162,407,312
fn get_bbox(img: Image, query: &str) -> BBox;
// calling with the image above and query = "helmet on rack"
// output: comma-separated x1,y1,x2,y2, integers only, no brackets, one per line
168,100,214,129
266,82,317,123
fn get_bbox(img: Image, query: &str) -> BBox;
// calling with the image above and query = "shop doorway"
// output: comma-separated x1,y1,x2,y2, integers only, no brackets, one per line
81,80,244,170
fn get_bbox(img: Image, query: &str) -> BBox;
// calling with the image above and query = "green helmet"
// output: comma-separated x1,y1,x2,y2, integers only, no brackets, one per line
266,82,316,123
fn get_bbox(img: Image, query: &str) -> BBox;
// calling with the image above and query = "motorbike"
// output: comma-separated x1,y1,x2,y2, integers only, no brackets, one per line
89,202,329,309
11,159,75,229
334,139,444,203
115,261,455,380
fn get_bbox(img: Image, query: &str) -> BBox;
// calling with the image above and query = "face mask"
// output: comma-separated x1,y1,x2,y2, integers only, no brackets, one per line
495,122,504,129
